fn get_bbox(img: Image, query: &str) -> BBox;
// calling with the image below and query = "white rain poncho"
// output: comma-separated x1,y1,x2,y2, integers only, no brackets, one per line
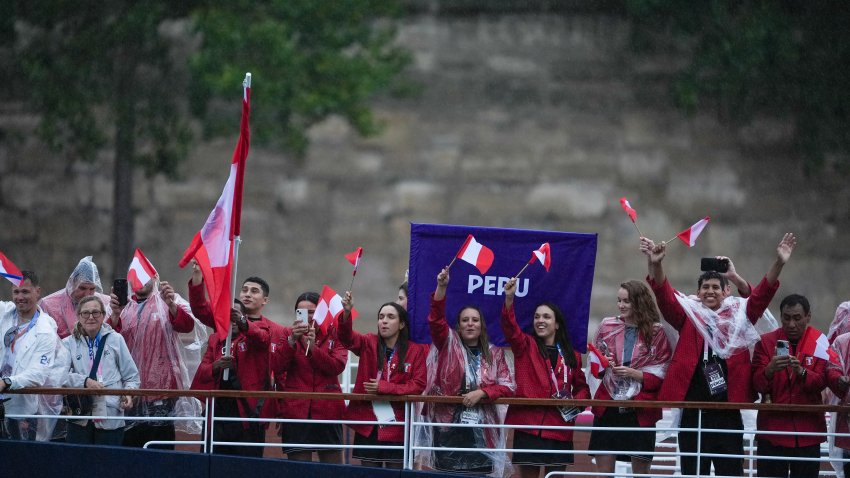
117,279,207,434
40,256,113,339
673,292,773,359
415,299,515,478
591,317,672,401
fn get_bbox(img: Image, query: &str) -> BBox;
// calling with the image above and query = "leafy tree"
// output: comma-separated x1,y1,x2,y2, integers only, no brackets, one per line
627,0,850,174
5,1,408,276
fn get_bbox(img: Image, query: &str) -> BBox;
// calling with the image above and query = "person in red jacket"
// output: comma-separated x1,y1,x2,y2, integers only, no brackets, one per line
189,270,279,457
752,294,843,478
640,233,796,477
500,277,590,478
588,279,673,476
418,267,515,476
272,291,348,463
338,290,427,468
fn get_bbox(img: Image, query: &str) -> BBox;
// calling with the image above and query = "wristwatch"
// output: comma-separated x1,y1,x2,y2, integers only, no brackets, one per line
2,377,11,389
238,315,248,329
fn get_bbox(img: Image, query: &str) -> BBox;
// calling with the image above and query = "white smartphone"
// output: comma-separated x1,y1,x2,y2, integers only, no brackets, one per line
295,308,308,325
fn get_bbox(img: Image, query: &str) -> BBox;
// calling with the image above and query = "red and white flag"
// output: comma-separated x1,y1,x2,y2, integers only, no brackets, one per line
529,243,551,272
676,216,710,247
456,235,495,274
179,74,251,337
313,285,358,334
345,247,363,276
587,342,610,379
619,197,637,223
0,251,23,287
127,248,157,293
798,327,840,365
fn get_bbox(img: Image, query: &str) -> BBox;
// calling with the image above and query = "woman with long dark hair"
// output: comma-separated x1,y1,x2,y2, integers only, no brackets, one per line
418,267,515,476
500,277,589,478
588,280,672,476
338,291,427,468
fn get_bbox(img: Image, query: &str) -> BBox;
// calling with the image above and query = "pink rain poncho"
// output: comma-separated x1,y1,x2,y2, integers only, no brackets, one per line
114,279,208,434
828,301,850,344
40,256,113,339
415,297,515,478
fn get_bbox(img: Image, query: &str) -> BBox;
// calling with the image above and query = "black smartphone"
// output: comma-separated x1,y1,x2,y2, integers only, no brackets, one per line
113,279,129,306
700,257,729,273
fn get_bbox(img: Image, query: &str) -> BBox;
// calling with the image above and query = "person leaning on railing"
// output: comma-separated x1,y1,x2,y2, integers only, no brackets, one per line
588,279,673,477
500,277,590,478
639,233,796,477
417,267,515,477
271,291,347,464
63,295,139,445
752,294,845,478
338,291,427,469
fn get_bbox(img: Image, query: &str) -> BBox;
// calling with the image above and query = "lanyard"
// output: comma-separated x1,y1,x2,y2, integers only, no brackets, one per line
86,331,102,361
548,343,569,392
10,311,39,353
383,347,395,381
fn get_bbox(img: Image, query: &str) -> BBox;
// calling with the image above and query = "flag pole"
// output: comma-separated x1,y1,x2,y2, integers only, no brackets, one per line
514,263,530,279
664,235,679,246
446,256,458,270
223,235,242,380
632,221,644,238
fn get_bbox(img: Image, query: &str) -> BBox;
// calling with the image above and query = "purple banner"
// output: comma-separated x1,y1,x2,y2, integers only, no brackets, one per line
408,223,597,351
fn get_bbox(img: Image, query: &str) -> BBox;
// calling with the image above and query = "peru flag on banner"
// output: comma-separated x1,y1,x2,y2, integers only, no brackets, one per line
313,285,358,334
128,248,157,293
409,224,597,349
587,342,610,378
529,243,551,272
456,234,495,274
676,216,710,247
619,197,637,223
798,326,840,365
179,74,251,337
0,251,23,286
345,247,363,276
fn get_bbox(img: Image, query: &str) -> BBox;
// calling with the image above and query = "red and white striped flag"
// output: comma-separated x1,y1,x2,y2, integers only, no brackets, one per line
798,326,840,365
587,342,610,379
619,197,637,223
345,247,363,276
179,74,251,337
529,243,551,272
676,216,710,247
128,248,157,293
456,235,495,274
313,285,358,334
0,251,23,286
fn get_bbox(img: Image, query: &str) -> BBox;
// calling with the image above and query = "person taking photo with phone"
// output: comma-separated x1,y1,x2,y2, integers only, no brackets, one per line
271,292,348,463
752,294,844,478
639,233,796,476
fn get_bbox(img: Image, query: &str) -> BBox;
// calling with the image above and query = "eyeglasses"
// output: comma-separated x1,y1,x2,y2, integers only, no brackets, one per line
78,311,104,319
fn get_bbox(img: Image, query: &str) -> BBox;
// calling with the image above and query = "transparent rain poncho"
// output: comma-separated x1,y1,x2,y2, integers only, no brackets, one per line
117,279,207,434
673,291,774,359
591,317,673,401
827,333,850,476
415,326,515,478
828,301,850,344
40,256,113,339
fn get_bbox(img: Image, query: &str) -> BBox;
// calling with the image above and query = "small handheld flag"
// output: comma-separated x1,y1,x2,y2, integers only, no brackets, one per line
619,197,643,237
667,216,710,247
587,342,611,379
449,235,495,274
345,247,363,292
0,251,23,286
128,248,158,293
515,243,552,278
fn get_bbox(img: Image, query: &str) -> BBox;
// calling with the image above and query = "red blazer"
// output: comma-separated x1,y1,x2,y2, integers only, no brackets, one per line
648,276,779,403
752,327,839,447
271,325,347,420
500,303,590,442
338,315,427,443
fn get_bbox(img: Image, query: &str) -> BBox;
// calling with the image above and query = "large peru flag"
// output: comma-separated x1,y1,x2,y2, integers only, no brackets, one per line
0,251,23,286
179,74,251,337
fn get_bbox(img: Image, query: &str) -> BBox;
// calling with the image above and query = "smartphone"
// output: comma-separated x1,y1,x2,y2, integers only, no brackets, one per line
775,339,789,357
700,257,729,273
295,308,309,324
113,279,129,306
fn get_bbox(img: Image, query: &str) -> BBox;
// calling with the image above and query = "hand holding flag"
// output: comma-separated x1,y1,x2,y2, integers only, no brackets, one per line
666,216,711,247
587,342,611,379
449,234,495,274
619,197,643,237
515,243,551,278
0,251,23,286
128,248,158,293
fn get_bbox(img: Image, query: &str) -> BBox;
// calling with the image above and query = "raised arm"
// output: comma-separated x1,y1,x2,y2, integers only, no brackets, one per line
337,290,365,355
640,237,667,286
500,278,528,354
765,233,796,286
428,267,452,349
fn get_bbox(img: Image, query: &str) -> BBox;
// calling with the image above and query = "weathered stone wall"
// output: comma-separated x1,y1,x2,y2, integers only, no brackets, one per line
1,11,849,334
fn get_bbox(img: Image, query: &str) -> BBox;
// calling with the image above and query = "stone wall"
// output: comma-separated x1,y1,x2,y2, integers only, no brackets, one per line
1,10,849,334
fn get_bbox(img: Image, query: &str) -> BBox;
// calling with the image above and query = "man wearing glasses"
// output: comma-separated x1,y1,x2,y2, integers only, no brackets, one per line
0,270,62,440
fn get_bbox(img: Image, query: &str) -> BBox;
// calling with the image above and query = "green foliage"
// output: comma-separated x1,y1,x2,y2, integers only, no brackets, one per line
627,0,850,173
190,0,410,156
